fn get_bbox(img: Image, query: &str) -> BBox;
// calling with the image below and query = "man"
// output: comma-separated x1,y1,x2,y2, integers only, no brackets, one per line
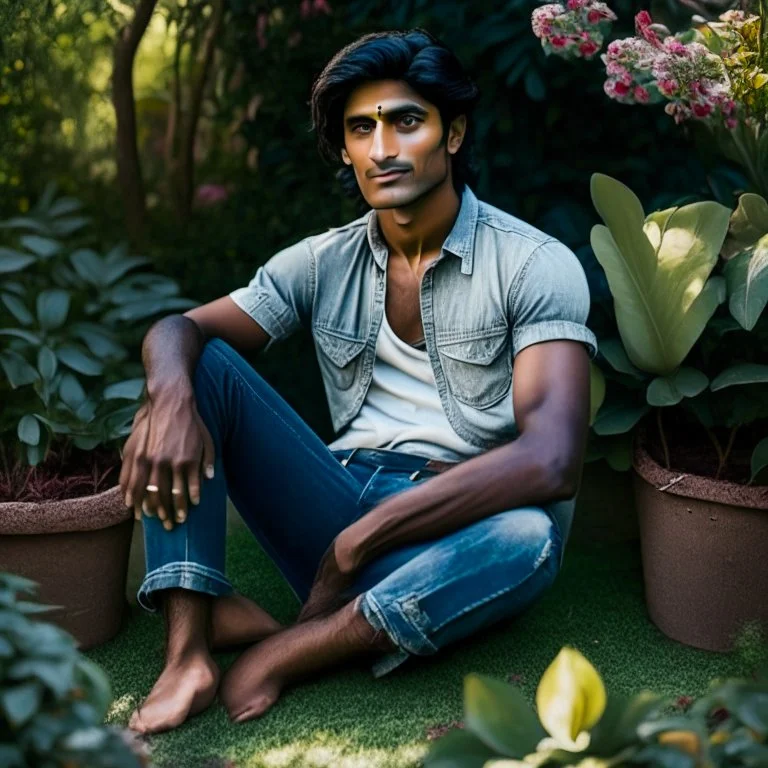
120,28,598,734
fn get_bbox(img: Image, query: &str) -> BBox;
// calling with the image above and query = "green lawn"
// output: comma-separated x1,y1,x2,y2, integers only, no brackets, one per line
88,526,751,768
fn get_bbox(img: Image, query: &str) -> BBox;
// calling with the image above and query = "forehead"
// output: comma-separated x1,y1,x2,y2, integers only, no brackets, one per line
343,79,434,116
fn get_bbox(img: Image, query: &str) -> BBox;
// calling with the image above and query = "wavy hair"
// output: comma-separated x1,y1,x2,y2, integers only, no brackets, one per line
309,28,480,207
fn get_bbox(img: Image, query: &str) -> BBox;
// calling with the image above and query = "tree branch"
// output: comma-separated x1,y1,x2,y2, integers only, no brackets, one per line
112,0,158,242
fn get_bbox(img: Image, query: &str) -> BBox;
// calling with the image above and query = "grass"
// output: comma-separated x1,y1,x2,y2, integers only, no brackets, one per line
87,525,752,768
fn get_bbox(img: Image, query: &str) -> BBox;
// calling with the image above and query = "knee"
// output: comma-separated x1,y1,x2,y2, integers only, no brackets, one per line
492,508,559,572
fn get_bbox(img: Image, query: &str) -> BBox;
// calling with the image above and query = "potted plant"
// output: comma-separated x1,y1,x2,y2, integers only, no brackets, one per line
530,1,768,651
0,571,150,766
425,644,768,767
588,171,768,653
0,185,197,649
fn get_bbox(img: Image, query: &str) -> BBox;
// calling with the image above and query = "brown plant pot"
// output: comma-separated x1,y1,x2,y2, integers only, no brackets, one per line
573,459,638,544
0,484,134,650
633,441,768,652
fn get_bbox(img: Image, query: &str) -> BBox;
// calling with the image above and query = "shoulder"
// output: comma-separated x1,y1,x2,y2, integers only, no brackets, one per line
302,211,370,260
476,199,555,251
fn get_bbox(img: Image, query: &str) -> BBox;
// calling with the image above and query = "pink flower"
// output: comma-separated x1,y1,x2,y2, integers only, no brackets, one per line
725,116,739,130
634,85,650,103
692,102,712,118
657,78,679,96
313,0,332,15
195,184,230,207
613,81,630,96
551,36,568,48
579,40,600,57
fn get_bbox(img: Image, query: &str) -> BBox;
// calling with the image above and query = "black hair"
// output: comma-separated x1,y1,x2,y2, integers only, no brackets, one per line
309,28,480,207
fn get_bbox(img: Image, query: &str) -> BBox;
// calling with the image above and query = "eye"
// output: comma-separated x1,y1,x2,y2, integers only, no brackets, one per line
400,115,420,127
351,122,373,134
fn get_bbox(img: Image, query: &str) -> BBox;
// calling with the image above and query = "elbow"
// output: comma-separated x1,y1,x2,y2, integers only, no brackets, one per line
541,455,581,501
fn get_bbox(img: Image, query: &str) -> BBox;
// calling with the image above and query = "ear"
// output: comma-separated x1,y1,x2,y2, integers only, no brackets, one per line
341,147,352,165
447,115,467,155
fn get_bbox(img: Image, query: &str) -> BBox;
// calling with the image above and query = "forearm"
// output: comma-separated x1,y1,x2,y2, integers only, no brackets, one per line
339,436,576,573
142,314,205,399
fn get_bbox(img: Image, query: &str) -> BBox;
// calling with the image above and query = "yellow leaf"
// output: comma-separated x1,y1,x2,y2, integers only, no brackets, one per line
658,730,701,755
535,648,607,751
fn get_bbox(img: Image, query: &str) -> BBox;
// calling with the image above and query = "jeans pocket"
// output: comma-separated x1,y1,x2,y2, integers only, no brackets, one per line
357,466,419,510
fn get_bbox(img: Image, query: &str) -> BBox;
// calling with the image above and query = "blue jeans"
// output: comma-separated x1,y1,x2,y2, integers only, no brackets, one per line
138,338,564,677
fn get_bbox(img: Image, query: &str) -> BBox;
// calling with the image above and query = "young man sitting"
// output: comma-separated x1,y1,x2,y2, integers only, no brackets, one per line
120,27,598,734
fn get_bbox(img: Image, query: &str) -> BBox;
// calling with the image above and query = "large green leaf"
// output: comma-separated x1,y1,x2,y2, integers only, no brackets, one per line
36,288,71,330
17,415,40,446
0,327,41,344
103,378,145,400
0,246,36,273
59,372,87,409
20,234,61,259
102,296,197,323
56,345,104,376
464,674,543,757
0,350,39,387
723,193,768,259
0,681,43,727
424,728,500,768
1,291,33,325
647,368,709,407
711,364,768,390
751,438,768,483
724,236,768,330
590,174,730,375
593,400,650,436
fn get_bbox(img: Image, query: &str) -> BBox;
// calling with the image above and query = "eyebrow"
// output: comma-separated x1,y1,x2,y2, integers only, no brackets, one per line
344,102,429,127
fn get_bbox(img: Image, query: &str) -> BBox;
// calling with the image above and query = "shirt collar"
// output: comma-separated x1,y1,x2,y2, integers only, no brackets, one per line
366,184,479,276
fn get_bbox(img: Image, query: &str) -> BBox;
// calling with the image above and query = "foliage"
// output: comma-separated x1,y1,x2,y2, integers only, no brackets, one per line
0,184,198,467
425,645,768,768
0,572,146,767
587,172,768,482
530,3,768,196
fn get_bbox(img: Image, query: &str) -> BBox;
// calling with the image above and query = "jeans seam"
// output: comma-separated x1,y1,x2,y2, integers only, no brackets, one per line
428,536,557,633
356,465,382,507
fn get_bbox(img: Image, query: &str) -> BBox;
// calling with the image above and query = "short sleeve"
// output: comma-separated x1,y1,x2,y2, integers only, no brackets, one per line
228,238,315,352
509,239,598,360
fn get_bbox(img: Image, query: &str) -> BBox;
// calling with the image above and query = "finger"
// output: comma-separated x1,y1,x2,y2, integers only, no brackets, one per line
199,417,216,481
145,463,165,520
186,462,201,507
155,460,175,525
171,465,188,523
125,431,151,512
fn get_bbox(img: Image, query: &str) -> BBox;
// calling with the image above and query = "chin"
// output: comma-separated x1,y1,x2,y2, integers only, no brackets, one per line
367,185,425,210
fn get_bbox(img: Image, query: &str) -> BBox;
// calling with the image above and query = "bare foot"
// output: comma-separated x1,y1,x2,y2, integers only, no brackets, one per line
211,593,283,651
219,598,396,723
128,652,220,735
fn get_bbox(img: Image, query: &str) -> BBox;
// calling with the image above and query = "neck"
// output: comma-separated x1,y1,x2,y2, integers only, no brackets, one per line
374,177,461,269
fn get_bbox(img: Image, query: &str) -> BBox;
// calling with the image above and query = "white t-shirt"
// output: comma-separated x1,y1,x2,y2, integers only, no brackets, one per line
327,311,484,462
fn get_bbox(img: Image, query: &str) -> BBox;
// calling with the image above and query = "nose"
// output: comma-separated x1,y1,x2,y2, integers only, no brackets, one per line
368,121,397,164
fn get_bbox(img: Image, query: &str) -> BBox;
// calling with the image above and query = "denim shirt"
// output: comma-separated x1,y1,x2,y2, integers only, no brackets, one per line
229,185,598,545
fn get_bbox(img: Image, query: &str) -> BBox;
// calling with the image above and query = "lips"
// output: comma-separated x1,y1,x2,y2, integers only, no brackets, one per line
373,170,407,182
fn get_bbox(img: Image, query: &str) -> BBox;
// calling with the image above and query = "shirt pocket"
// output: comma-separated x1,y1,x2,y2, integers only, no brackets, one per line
313,324,367,391
436,326,512,409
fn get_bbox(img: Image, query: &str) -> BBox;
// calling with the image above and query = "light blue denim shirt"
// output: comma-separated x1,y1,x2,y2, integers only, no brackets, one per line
229,184,598,544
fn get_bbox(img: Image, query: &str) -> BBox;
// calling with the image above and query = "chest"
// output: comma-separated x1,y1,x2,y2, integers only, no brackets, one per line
384,254,438,346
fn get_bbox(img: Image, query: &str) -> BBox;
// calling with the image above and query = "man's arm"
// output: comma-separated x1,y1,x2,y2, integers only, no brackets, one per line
335,339,591,573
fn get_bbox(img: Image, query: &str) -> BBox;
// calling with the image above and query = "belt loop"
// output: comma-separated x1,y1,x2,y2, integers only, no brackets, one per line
340,448,360,468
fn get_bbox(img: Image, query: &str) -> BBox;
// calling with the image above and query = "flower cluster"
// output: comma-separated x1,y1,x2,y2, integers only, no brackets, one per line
531,0,617,61
600,10,738,129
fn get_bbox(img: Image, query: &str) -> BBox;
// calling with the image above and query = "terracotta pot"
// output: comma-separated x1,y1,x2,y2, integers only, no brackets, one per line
633,441,768,652
573,459,638,543
0,484,133,650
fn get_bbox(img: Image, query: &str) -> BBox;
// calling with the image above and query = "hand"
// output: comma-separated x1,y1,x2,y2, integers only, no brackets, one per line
296,535,358,623
118,386,215,531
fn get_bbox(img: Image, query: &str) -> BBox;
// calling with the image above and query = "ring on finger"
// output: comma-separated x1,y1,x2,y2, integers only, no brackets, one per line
171,488,183,496
146,484,159,492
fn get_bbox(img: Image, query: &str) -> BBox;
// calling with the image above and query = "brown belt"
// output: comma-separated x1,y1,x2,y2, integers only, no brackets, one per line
422,458,460,474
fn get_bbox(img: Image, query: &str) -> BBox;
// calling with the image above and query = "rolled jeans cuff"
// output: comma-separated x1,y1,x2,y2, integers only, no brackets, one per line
137,562,234,613
359,591,437,678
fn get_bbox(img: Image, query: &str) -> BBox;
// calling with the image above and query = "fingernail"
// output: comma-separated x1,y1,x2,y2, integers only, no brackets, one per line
158,507,167,521
178,512,186,523
205,465,215,479
191,493,200,505
125,492,133,508
163,519,173,531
